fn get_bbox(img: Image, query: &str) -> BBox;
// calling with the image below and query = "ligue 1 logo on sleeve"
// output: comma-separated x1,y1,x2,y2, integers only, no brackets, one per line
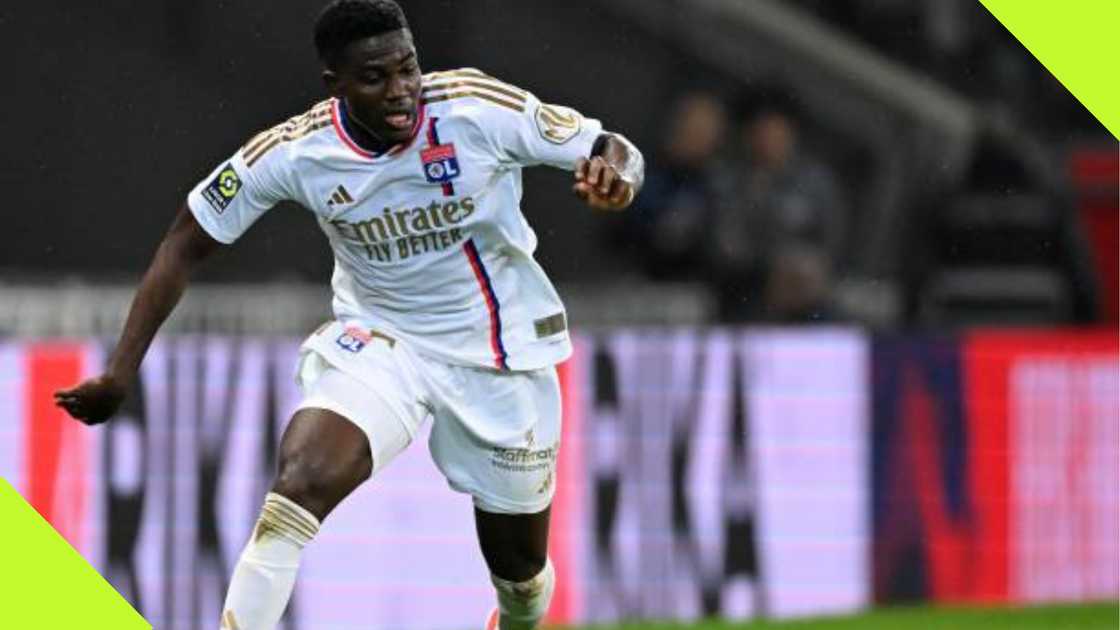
420,144,461,184
202,163,243,214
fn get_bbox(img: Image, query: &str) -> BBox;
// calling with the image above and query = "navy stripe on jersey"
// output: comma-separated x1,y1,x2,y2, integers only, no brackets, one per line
463,239,509,371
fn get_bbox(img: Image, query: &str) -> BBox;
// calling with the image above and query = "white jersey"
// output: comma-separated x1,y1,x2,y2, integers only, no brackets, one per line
187,68,610,371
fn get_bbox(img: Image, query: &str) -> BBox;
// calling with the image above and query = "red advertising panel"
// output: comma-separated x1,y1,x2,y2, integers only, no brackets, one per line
965,329,1119,604
873,329,1119,606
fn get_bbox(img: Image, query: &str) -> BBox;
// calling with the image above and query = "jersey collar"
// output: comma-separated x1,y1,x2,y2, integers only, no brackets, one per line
331,98,426,160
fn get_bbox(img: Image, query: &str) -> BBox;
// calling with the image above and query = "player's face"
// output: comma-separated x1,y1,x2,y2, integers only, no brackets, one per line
326,29,422,145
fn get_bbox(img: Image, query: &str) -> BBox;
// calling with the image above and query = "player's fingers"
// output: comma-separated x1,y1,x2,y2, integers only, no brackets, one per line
574,158,590,182
589,188,613,209
72,411,97,425
586,157,606,187
56,380,95,399
574,183,605,207
59,400,86,420
608,181,632,206
597,165,617,197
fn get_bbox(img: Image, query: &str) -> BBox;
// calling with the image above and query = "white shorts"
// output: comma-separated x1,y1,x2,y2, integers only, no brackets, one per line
293,321,561,514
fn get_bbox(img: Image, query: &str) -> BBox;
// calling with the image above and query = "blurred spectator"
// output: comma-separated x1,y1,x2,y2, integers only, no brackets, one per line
628,92,728,280
708,87,846,323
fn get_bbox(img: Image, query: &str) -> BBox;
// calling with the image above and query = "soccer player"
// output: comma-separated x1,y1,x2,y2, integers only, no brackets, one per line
53,1,643,628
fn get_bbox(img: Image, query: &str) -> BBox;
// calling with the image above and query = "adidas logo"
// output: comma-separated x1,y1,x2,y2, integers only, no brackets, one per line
326,185,355,206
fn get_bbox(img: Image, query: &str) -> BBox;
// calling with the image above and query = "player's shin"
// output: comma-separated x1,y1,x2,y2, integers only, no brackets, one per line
220,492,320,629
490,559,555,630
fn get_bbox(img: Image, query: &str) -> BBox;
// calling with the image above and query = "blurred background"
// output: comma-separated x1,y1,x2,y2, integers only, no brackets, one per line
0,1,1116,629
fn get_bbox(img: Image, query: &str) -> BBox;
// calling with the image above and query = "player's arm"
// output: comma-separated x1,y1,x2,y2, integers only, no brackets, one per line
54,206,222,424
55,134,287,424
573,133,645,212
475,74,644,211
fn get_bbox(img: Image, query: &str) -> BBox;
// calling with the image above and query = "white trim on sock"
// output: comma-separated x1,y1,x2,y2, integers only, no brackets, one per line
221,493,321,629
491,559,555,630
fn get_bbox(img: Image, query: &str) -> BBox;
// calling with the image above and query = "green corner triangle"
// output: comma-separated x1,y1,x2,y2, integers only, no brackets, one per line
979,0,1119,139
0,478,150,629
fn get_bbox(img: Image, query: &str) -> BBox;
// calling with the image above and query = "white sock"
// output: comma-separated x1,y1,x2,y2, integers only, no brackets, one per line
491,559,555,630
220,493,320,630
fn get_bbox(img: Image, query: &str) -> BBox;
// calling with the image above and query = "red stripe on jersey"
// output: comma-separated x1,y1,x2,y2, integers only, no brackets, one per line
422,145,456,161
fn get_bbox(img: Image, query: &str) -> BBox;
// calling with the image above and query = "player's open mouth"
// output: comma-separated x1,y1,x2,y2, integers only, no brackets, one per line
385,111,414,130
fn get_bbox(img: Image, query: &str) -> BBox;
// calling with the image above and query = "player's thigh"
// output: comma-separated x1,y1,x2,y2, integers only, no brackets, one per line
279,343,430,520
474,505,551,582
273,406,373,521
275,365,419,522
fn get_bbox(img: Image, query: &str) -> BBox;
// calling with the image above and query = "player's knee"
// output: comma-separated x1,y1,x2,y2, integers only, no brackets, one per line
273,455,366,520
271,470,324,519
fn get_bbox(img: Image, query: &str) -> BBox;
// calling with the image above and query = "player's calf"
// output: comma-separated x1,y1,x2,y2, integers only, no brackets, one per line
473,471,556,629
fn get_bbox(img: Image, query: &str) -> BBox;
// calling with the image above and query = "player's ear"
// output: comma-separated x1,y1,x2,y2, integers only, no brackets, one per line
322,69,342,97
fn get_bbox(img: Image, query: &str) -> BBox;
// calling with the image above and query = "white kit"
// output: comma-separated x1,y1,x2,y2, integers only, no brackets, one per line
187,68,624,511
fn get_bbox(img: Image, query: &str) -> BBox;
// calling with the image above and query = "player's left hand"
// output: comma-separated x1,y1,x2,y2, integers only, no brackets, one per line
573,156,635,211
54,373,129,425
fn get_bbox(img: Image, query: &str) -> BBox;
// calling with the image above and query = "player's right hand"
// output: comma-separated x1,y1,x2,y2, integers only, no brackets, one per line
573,156,635,211
54,374,129,425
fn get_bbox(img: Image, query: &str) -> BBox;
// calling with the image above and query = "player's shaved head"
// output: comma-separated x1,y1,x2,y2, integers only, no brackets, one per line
315,0,410,70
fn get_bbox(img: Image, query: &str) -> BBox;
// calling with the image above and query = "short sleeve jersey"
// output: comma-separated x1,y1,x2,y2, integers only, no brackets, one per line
187,68,606,370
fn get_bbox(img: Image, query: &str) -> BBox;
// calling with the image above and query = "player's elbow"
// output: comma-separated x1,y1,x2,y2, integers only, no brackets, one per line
165,204,224,267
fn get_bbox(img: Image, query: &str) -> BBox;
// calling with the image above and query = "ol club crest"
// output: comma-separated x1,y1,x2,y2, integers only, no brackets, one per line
421,144,461,184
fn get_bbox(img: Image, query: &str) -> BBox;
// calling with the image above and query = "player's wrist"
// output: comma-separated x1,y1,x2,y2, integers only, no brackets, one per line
104,362,138,389
599,134,644,194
